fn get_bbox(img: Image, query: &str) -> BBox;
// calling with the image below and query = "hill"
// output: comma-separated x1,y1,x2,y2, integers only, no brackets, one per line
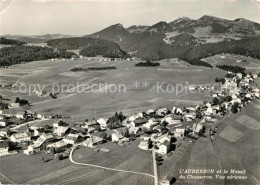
88,24,130,49
81,15,260,67
47,37,127,58
2,34,74,43
0,37,26,46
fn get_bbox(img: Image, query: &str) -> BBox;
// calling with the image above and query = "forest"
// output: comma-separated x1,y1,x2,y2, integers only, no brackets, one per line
0,46,75,67
0,37,26,46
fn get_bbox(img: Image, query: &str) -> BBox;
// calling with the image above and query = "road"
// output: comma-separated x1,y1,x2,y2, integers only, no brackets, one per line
69,147,155,179
152,149,159,185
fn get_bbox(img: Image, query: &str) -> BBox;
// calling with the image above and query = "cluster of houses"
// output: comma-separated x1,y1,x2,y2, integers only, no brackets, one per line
0,71,259,159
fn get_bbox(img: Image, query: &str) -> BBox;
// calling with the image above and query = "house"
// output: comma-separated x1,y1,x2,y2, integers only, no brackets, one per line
0,141,9,154
140,134,151,141
24,134,54,154
10,132,31,143
83,120,99,133
97,118,108,130
131,118,148,127
33,128,45,136
157,141,170,154
63,133,80,144
83,136,103,148
129,126,142,135
146,109,155,116
111,133,124,143
193,123,204,134
53,126,70,137
53,120,66,129
0,129,10,137
157,135,172,144
16,111,27,119
160,175,172,185
0,121,8,127
10,103,20,108
138,140,149,150
174,128,186,138
47,140,68,153
156,108,168,116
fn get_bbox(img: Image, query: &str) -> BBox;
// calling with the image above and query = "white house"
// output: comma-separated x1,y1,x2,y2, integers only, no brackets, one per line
138,140,149,150
0,121,7,127
174,128,186,138
97,118,108,130
53,126,70,137
63,133,80,144
83,136,103,148
0,142,9,154
111,133,124,143
10,132,31,143
157,141,170,155
16,111,26,119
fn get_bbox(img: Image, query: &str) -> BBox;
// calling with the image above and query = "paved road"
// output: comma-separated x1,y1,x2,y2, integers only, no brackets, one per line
69,147,155,179
152,149,159,185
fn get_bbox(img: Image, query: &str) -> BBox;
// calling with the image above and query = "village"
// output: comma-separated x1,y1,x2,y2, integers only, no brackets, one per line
0,69,259,184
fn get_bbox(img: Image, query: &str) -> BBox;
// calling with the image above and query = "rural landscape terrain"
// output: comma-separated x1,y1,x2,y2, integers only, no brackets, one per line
0,14,260,185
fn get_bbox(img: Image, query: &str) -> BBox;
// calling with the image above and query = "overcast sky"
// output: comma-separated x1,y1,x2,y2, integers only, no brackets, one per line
0,0,260,35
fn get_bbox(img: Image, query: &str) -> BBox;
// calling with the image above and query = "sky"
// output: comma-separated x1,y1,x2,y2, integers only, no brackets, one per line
0,0,260,35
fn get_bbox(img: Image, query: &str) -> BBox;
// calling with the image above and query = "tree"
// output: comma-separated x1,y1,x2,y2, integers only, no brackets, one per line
212,97,220,105
50,147,56,155
225,95,232,102
231,102,239,114
15,97,20,103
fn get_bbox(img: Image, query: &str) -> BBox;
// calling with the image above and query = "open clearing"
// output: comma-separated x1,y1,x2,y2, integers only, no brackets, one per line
219,125,245,142
0,58,225,120
202,54,260,73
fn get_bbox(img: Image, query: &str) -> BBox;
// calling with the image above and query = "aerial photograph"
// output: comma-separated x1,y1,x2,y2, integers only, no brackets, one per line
0,0,259,184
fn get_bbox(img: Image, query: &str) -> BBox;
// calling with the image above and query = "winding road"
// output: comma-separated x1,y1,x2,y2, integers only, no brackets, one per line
69,147,156,183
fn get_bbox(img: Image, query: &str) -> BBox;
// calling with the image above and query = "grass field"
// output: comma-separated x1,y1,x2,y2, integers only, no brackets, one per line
0,58,224,121
202,54,260,73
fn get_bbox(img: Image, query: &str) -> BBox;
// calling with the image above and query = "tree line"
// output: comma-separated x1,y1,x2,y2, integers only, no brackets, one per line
0,46,75,67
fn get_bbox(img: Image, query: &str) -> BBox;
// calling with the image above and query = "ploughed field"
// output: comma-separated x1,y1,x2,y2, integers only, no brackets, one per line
0,58,225,120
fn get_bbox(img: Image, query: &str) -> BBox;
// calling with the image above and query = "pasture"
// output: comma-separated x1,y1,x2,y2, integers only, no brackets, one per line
202,54,260,73
0,58,224,120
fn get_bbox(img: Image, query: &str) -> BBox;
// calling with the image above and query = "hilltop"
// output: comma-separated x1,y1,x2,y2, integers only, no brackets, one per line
47,37,128,58
0,37,26,46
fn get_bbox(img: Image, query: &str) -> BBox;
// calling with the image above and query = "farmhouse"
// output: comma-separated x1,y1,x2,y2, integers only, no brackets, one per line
54,126,70,137
129,126,142,135
174,128,186,138
156,108,168,116
10,103,20,108
16,111,27,119
25,134,54,154
160,175,172,185
0,141,9,154
83,120,99,132
63,133,80,144
83,136,103,148
0,129,10,137
97,118,108,130
0,121,8,127
47,141,68,153
157,141,170,155
10,132,31,143
193,123,204,134
138,140,149,150
111,133,124,143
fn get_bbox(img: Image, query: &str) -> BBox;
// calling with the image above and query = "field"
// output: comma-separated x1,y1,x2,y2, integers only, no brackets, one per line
0,139,154,185
156,100,260,185
0,55,259,184
202,54,260,73
0,57,225,121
